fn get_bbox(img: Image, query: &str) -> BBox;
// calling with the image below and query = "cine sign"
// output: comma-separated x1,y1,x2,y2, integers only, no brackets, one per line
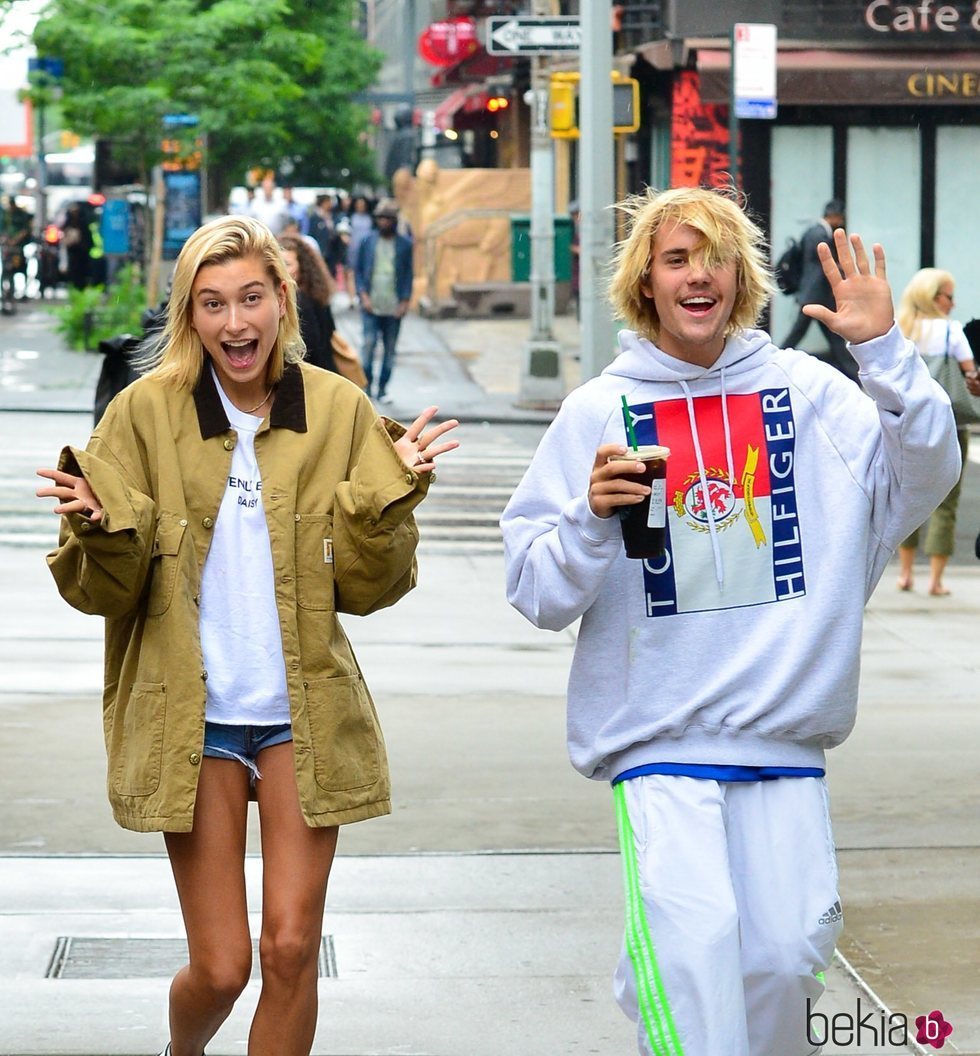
732,23,777,120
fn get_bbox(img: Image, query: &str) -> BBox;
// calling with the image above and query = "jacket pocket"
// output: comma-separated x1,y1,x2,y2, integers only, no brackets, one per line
146,515,186,617
110,681,166,797
304,674,381,791
295,513,336,612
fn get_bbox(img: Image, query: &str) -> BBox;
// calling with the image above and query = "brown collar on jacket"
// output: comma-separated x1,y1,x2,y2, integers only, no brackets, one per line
193,361,309,439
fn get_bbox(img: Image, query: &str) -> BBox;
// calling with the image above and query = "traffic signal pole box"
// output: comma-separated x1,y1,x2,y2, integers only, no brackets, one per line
549,71,640,138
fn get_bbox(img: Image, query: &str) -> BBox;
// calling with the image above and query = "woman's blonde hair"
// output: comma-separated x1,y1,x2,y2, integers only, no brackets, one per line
896,267,955,344
608,185,776,342
146,215,303,390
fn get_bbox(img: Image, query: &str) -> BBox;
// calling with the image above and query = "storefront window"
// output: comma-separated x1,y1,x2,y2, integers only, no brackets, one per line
769,126,833,349
847,127,921,300
936,125,980,324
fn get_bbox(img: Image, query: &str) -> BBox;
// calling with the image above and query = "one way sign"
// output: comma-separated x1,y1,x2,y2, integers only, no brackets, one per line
487,16,581,55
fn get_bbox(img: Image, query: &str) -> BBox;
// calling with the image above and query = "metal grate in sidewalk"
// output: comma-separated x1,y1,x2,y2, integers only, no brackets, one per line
44,935,338,980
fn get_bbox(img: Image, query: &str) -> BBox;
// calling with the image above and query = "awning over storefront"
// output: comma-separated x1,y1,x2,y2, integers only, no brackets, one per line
433,86,491,131
696,47,980,106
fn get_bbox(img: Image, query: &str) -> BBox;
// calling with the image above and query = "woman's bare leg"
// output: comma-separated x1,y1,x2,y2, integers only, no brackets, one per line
249,743,339,1056
896,546,915,590
164,758,252,1056
929,554,951,596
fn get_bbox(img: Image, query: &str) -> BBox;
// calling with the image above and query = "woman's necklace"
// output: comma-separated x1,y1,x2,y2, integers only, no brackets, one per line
240,389,273,415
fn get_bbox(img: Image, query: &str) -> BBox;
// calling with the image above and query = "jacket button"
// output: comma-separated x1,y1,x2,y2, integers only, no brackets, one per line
223,438,235,451
202,516,214,529
201,670,208,681
79,522,91,533
179,519,188,527
405,473,414,484
189,752,201,765
295,513,301,522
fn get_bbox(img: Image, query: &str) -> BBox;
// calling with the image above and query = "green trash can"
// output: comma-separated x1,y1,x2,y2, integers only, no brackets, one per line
511,215,573,282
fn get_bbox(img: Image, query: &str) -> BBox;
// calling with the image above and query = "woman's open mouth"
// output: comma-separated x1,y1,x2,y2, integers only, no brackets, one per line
221,339,259,369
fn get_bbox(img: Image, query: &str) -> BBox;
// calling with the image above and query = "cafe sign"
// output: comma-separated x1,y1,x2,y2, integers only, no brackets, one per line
864,0,980,33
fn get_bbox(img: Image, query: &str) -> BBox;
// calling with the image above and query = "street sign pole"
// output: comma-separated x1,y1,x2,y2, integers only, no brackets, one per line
730,22,778,190
729,24,740,191
578,0,616,381
518,4,562,407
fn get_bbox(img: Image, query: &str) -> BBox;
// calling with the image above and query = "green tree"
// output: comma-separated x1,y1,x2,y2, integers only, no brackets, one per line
2,0,382,202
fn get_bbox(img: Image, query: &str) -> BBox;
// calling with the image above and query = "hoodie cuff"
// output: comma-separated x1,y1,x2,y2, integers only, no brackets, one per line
567,494,625,547
846,322,911,375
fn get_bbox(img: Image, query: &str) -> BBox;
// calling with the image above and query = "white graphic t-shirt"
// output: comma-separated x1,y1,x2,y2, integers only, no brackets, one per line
200,368,290,725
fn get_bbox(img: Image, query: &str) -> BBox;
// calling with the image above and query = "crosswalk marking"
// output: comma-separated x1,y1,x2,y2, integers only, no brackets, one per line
1,417,541,556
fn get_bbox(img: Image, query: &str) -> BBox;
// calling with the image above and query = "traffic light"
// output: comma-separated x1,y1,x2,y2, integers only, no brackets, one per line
487,95,510,113
550,82,575,132
549,72,640,138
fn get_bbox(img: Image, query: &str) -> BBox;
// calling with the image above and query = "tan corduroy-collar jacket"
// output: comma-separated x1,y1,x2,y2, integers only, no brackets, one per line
47,361,429,832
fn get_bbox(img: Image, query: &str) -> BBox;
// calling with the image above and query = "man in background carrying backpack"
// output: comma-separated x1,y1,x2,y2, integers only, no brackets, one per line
780,199,856,382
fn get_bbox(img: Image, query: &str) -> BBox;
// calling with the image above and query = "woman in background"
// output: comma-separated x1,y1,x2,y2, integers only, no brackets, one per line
279,233,337,373
895,267,977,595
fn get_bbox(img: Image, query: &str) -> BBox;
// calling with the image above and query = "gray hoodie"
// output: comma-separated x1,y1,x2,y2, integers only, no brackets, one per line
501,325,959,781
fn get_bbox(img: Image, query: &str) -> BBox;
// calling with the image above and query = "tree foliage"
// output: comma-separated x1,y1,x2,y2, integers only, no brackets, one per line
3,0,382,199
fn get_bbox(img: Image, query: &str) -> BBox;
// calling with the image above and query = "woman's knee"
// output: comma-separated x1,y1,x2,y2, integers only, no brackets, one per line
259,925,320,985
188,947,252,1006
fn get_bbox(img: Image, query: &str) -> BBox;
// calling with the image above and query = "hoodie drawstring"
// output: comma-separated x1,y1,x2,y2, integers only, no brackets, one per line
678,368,734,589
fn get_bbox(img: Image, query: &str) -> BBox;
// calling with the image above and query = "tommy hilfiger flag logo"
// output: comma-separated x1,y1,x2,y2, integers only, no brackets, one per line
624,388,804,617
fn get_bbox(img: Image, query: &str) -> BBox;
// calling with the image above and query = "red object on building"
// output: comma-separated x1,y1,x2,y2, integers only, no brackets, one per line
418,17,480,68
670,70,735,189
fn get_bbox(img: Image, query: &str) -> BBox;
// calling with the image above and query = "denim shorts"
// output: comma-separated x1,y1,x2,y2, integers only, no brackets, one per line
203,721,293,782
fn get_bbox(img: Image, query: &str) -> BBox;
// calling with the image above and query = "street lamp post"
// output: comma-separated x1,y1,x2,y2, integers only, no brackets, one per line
578,0,616,381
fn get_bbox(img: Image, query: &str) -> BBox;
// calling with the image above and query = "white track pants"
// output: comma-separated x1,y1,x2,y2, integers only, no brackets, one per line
613,775,843,1056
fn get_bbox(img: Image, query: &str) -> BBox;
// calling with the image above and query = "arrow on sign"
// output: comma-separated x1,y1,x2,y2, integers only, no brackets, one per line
487,17,581,54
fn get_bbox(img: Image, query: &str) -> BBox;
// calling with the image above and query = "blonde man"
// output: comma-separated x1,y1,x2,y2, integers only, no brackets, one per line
501,186,958,1056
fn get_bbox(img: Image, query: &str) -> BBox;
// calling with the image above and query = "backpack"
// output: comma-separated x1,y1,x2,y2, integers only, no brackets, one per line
774,237,803,295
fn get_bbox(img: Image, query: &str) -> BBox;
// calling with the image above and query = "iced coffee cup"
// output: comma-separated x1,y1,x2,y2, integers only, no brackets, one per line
608,445,671,559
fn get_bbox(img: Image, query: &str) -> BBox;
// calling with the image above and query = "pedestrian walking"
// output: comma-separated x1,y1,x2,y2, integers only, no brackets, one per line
248,171,289,236
780,198,858,381
500,185,959,1056
278,232,337,373
345,195,374,299
354,198,413,404
894,268,978,595
35,214,458,1056
0,195,33,311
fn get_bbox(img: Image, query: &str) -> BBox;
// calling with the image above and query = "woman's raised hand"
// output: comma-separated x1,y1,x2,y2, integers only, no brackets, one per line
36,467,103,522
393,405,460,474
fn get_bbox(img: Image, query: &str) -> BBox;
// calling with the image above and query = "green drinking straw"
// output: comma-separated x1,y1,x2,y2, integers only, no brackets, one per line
621,395,639,451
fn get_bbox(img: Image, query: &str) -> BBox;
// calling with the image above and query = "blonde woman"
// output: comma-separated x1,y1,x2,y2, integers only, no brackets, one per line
35,215,458,1056
895,268,977,595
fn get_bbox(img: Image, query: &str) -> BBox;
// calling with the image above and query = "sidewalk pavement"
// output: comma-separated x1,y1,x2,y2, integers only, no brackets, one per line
2,302,975,1054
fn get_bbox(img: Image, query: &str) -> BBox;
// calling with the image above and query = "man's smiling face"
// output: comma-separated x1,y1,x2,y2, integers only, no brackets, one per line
641,221,739,368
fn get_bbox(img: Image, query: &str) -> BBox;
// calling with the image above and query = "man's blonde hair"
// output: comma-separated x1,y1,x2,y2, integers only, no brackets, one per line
608,186,775,342
896,267,955,345
147,215,303,390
